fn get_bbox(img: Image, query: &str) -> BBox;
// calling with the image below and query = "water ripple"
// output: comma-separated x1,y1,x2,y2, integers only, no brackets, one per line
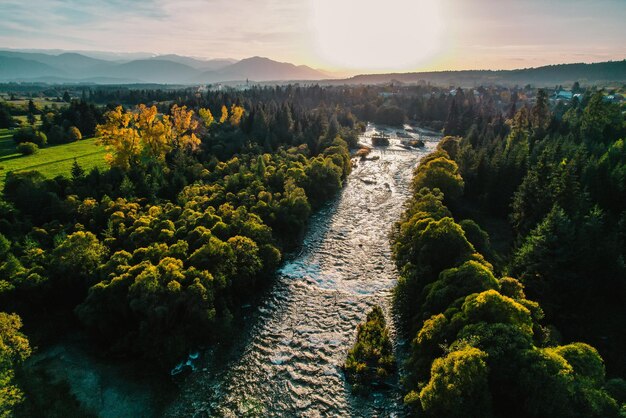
166,127,441,417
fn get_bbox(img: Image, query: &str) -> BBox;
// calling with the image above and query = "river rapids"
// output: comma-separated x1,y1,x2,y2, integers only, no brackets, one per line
166,125,441,417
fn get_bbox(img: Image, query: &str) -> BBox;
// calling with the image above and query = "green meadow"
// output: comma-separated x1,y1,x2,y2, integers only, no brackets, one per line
0,128,108,186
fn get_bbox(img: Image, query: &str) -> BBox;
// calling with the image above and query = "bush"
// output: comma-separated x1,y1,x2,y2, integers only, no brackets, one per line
16,142,39,155
67,126,82,141
344,306,395,393
13,127,47,147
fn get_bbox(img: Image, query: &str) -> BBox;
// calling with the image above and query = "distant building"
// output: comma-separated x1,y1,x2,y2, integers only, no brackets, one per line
604,94,624,103
553,90,573,100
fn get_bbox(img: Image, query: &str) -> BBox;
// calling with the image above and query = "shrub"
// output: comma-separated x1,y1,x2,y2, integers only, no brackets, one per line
13,127,47,147
68,126,82,141
16,142,39,155
344,306,395,393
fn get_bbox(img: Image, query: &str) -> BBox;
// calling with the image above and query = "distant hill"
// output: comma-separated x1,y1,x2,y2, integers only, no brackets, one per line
0,48,154,62
1,50,624,86
0,51,328,84
337,60,626,87
0,50,111,74
101,59,200,84
195,56,329,82
150,54,235,71
0,56,67,79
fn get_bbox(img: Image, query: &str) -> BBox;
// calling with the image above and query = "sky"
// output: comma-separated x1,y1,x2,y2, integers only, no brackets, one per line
0,0,625,74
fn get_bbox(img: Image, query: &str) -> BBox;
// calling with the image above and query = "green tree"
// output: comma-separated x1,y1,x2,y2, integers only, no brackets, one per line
412,217,475,278
412,155,464,203
422,260,498,319
16,142,38,156
0,312,31,418
581,92,623,143
71,159,85,182
530,89,550,137
459,219,493,259
12,127,46,147
52,231,108,278
27,99,37,115
344,306,395,393
461,290,534,336
415,347,492,418
228,235,262,294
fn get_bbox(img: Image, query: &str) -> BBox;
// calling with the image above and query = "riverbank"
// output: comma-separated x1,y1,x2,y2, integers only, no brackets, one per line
165,125,442,417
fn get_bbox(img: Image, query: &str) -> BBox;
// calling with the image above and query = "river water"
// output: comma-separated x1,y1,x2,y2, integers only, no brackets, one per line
166,126,441,417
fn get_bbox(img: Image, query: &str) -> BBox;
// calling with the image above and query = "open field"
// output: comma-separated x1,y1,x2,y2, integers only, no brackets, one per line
0,96,67,109
13,114,41,125
0,128,108,186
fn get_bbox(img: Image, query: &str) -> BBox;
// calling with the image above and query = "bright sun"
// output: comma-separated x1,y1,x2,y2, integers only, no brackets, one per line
311,0,444,72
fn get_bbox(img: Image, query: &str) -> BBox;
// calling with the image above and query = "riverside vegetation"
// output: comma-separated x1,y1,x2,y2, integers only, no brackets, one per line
390,89,626,417
0,83,624,415
343,305,395,394
0,87,357,416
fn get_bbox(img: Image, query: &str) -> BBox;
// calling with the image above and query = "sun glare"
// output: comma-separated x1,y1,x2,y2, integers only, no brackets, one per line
311,0,444,72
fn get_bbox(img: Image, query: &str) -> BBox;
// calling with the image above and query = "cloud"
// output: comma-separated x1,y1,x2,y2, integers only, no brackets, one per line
0,0,624,71
0,0,310,61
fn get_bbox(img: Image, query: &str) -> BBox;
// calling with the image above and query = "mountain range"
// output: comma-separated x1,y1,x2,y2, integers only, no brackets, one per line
1,49,625,86
333,60,626,87
0,50,330,84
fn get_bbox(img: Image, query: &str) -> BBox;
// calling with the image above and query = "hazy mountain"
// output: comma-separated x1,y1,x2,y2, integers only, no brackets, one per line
337,60,626,87
46,52,113,72
150,54,235,71
0,51,330,84
0,55,67,80
0,48,154,62
0,50,112,73
99,59,199,84
3,49,622,86
193,56,329,82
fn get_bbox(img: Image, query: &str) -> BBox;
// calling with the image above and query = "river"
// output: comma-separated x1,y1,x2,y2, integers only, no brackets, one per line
166,125,441,417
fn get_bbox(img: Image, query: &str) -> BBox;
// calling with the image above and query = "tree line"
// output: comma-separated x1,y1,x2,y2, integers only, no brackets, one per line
0,91,355,415
447,88,626,378
392,142,626,417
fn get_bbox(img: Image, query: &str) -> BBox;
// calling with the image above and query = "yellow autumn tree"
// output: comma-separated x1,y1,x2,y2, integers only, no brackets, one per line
228,104,245,126
136,104,173,163
96,105,142,170
171,105,200,151
219,105,228,124
198,107,215,127
97,104,201,170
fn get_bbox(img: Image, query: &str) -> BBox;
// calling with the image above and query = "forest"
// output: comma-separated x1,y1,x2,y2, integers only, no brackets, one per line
0,82,625,416
0,86,360,415
391,88,626,416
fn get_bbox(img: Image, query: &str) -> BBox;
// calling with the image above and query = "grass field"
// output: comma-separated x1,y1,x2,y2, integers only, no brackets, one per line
0,96,66,110
0,128,108,186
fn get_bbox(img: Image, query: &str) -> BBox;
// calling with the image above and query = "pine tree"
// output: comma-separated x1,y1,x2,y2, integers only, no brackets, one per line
71,158,85,181
119,176,135,198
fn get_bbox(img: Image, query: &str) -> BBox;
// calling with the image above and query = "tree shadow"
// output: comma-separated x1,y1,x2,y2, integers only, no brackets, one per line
0,153,24,163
